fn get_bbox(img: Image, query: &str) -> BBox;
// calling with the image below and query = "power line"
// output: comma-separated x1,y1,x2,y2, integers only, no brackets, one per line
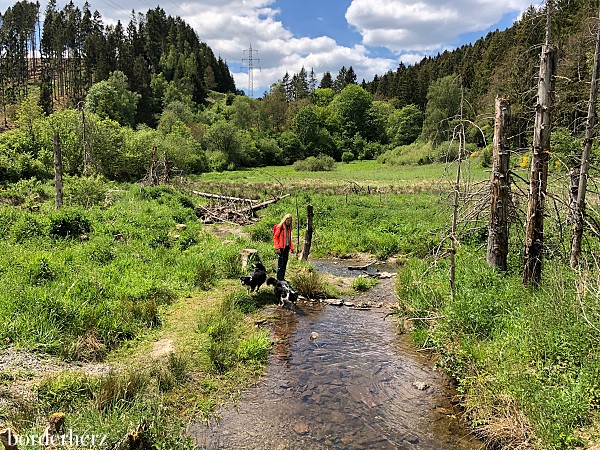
242,43,260,97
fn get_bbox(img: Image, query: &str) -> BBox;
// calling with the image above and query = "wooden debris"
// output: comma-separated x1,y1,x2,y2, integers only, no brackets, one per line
194,193,290,225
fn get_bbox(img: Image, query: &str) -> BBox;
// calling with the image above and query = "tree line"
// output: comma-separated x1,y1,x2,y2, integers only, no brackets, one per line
0,0,236,128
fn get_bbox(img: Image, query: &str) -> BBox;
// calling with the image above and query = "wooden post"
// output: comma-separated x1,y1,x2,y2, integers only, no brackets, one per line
487,96,511,271
239,249,259,269
295,195,300,252
523,12,556,286
43,412,65,448
570,2,600,268
53,132,63,209
300,204,314,262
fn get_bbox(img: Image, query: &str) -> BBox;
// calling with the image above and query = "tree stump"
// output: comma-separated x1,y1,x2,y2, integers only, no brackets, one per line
239,249,259,269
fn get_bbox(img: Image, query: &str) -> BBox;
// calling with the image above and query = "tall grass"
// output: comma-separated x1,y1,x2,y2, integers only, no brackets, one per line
397,250,600,449
0,182,260,359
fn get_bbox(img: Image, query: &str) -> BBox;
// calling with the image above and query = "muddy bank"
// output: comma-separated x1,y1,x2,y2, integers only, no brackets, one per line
191,270,482,449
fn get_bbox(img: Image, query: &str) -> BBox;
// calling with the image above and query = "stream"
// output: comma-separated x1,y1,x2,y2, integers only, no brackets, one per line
192,260,482,450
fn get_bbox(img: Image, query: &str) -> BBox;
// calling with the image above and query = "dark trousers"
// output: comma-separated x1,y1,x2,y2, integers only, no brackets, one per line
276,246,290,280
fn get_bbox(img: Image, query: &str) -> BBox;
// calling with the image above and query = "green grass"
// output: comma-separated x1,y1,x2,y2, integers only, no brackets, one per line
189,159,488,195
3,158,599,449
398,250,600,449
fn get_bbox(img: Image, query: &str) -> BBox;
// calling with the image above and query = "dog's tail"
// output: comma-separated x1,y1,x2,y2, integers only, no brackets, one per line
266,277,277,286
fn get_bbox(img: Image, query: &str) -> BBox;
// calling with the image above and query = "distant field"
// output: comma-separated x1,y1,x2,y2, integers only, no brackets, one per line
189,160,490,196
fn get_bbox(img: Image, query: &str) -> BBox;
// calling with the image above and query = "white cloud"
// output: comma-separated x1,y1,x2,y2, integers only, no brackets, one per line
346,0,535,53
179,1,397,94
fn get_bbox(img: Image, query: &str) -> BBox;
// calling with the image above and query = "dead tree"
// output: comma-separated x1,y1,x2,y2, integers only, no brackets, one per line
300,204,314,261
570,2,600,268
81,103,91,177
163,151,171,184
487,96,511,271
148,146,159,186
53,132,63,209
523,6,556,286
450,83,466,299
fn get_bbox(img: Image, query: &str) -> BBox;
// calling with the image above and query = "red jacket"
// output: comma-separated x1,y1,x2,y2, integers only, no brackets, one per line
273,223,294,250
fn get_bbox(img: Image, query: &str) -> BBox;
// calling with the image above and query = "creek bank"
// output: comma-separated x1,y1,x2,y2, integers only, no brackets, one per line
192,261,482,449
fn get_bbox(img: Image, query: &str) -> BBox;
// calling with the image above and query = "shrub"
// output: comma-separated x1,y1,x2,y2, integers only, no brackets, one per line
237,331,271,363
64,175,109,208
95,369,149,410
28,255,56,285
38,372,99,411
10,213,47,242
293,154,335,171
341,151,355,163
48,208,91,238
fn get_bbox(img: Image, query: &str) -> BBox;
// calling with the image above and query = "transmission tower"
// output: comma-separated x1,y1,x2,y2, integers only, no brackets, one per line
242,44,260,97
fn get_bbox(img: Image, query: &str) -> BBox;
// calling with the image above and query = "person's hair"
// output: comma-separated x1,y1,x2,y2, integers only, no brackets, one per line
279,213,292,228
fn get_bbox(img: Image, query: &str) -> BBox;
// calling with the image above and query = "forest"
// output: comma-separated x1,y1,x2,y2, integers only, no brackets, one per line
3,0,600,449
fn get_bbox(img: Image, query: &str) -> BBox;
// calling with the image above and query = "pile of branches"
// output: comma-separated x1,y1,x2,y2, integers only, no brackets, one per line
193,191,289,225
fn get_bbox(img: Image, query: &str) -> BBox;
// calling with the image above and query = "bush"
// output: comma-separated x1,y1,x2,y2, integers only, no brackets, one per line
341,151,355,163
64,175,109,208
291,268,326,299
293,154,335,171
48,208,91,238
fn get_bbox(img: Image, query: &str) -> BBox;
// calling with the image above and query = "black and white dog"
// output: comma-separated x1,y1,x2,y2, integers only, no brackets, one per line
266,277,298,306
240,262,267,293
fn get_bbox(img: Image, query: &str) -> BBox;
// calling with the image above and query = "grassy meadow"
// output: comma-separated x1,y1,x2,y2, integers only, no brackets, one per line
1,157,599,449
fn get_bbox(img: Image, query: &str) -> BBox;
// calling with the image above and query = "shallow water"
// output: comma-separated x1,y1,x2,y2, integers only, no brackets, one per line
192,264,482,450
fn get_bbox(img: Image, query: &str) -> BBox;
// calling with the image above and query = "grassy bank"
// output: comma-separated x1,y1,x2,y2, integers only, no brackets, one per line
0,179,279,447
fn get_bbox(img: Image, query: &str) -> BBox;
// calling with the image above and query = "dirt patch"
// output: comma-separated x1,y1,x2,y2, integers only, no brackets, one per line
205,224,251,240
0,347,111,419
150,338,175,359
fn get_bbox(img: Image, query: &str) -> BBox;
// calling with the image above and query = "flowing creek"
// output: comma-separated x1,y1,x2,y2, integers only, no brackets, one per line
192,260,482,449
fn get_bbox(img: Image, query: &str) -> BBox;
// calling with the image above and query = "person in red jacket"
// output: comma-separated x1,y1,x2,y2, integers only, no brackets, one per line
273,213,294,280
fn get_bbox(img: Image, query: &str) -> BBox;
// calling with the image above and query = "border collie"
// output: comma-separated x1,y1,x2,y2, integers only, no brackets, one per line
266,277,298,306
240,262,267,293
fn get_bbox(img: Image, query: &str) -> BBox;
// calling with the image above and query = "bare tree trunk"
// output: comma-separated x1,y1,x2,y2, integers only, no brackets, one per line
54,132,63,209
568,167,580,225
523,7,556,286
450,84,465,299
487,96,511,271
300,204,314,262
570,2,600,268
149,146,158,186
81,104,91,176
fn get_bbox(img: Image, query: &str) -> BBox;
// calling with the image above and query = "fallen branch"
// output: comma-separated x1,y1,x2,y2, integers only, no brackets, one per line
249,194,290,212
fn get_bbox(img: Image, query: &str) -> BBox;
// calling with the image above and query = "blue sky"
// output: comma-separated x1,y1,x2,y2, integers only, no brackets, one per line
0,0,540,96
